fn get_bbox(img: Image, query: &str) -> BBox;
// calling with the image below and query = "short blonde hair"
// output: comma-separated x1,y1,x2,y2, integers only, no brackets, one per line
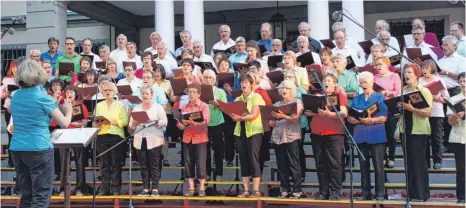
15,59,46,87
279,80,297,99
283,51,297,65
102,82,116,92
202,69,217,83
140,84,154,95
371,44,386,53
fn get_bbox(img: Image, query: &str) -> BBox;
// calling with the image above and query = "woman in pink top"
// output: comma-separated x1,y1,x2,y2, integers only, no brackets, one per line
176,83,210,197
1,60,18,167
373,57,402,168
419,60,450,169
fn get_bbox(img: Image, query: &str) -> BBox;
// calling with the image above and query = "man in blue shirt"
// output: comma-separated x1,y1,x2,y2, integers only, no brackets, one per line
40,37,64,77
228,37,248,71
256,22,273,52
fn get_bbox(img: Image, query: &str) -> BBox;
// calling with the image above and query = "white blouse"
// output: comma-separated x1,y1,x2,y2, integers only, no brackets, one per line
129,103,168,149
446,93,465,144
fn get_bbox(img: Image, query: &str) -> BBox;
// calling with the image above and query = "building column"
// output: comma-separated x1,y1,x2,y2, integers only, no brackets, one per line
155,0,175,52
26,1,68,56
184,0,204,51
342,0,365,41
308,0,329,41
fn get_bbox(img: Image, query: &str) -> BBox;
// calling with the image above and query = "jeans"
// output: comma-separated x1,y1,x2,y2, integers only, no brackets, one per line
11,149,54,208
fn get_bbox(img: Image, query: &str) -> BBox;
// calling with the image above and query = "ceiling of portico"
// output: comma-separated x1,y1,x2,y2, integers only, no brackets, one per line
107,1,307,15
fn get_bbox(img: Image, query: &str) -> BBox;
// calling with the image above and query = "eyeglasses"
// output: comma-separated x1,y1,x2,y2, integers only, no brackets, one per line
65,43,75,45
186,91,198,95
193,46,201,49
103,89,114,92
412,33,423,36
272,44,281,47
203,76,214,79
142,76,152,80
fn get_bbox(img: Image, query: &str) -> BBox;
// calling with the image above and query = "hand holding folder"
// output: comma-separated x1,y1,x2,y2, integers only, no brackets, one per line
217,100,248,116
260,102,298,120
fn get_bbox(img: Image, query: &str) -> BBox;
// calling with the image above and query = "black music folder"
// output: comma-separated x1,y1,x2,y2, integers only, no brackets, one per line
200,85,215,103
349,102,380,119
267,55,283,68
384,91,430,115
320,39,336,49
59,62,74,75
302,94,340,113
260,102,298,120
297,52,315,66
447,98,465,120
267,88,281,104
213,46,236,56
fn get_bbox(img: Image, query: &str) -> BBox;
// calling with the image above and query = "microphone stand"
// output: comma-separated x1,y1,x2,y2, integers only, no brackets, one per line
96,121,158,208
311,70,364,208
338,9,416,208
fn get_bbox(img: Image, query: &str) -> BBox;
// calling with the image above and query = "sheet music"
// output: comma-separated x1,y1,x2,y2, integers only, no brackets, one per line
404,34,414,47
51,128,100,147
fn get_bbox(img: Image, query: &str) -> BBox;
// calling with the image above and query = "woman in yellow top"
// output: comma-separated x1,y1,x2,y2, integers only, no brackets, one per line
94,82,129,196
396,63,433,202
230,73,265,198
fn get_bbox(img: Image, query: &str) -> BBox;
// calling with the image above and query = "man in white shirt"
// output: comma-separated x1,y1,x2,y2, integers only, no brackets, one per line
210,25,235,56
437,35,466,96
332,30,365,67
81,38,102,69
371,20,400,54
125,42,143,69
110,34,128,73
175,30,193,57
450,21,465,57
144,32,162,55
192,39,216,70
99,45,110,62
401,26,438,68
296,36,322,65
331,22,365,62
155,41,178,79
262,39,284,65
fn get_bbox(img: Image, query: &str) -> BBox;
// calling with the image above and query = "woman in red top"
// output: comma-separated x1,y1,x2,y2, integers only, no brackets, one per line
58,85,90,196
176,83,210,197
304,73,349,200
135,51,154,79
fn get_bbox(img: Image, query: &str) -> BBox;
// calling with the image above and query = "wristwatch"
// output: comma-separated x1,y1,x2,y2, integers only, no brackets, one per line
445,71,449,76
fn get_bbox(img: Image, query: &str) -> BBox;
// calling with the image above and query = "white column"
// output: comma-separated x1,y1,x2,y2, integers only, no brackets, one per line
342,0,365,41
26,1,68,56
155,0,175,52
184,0,205,51
308,0,329,40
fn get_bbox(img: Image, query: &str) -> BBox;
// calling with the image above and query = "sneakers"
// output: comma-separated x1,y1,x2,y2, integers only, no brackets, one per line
433,163,442,169
184,190,195,197
198,190,206,197
151,189,160,197
138,190,150,197
386,160,395,168
75,191,83,196
163,160,170,167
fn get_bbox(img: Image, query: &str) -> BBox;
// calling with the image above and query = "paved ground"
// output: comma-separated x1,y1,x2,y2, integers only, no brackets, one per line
1,111,456,199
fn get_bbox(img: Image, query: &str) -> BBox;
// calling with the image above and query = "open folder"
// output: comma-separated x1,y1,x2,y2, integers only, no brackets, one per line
131,111,150,123
217,100,248,116
349,102,380,119
260,102,298,120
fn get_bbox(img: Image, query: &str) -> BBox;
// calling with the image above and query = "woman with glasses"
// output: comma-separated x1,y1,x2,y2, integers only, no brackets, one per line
373,57,402,168
176,83,210,197
269,80,304,199
365,44,396,74
94,82,128,195
202,69,227,181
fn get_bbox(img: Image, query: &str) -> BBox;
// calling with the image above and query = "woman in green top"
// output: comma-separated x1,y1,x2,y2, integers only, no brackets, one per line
397,63,433,202
230,73,265,198
202,69,227,181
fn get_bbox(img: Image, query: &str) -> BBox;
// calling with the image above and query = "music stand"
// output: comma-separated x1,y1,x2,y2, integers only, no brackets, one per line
52,128,100,208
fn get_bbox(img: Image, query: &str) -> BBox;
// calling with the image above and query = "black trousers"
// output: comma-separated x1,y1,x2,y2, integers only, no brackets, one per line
207,125,225,177
96,134,125,193
3,109,14,167
384,114,398,161
260,130,271,174
223,113,236,162
358,142,385,198
401,134,430,201
453,143,465,200
60,147,88,192
426,117,443,165
137,138,163,189
300,128,307,179
183,142,207,179
236,133,263,178
311,134,345,197
275,140,302,193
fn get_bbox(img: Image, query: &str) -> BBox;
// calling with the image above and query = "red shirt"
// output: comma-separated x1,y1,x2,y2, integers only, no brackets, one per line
254,87,272,106
310,87,349,136
177,99,210,144
50,101,89,128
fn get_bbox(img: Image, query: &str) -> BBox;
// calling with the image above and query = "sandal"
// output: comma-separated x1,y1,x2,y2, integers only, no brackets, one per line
250,190,261,198
184,190,195,197
279,192,289,198
237,191,251,198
